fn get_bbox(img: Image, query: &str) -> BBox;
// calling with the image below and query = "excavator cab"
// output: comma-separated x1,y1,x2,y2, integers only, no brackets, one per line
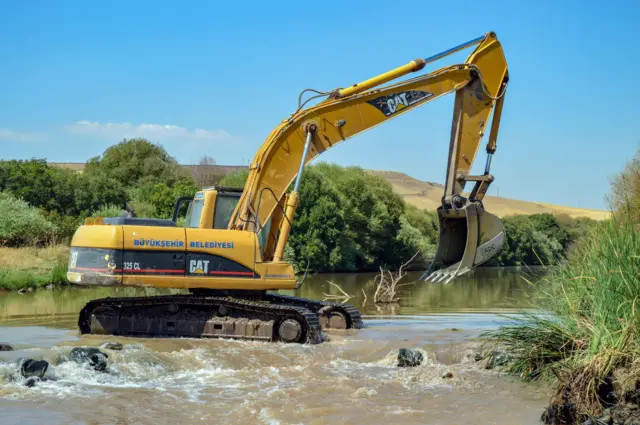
173,187,243,230
173,188,272,252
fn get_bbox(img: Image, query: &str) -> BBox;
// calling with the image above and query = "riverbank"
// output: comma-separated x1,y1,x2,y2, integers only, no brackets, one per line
0,245,68,291
483,215,640,424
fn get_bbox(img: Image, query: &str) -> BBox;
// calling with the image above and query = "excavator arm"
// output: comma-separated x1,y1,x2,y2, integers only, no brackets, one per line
230,32,509,283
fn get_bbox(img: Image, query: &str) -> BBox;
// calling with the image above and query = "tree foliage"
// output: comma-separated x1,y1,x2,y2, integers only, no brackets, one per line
0,138,198,243
85,138,187,188
219,168,249,188
219,164,431,272
487,213,596,266
84,138,198,218
0,192,58,246
609,147,640,222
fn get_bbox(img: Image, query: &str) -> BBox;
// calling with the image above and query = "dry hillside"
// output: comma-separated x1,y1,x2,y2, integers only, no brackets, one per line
49,163,609,220
369,170,609,220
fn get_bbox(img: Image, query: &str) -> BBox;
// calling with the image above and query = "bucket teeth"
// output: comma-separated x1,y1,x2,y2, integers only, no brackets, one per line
422,203,505,284
421,266,468,284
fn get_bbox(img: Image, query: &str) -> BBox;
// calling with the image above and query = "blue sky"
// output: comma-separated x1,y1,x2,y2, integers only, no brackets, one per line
0,0,638,210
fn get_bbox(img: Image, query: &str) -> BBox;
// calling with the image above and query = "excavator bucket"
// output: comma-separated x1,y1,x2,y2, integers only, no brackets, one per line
421,204,505,283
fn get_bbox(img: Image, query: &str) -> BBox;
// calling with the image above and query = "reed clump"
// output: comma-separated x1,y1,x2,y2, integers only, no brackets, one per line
483,215,640,424
484,215,640,424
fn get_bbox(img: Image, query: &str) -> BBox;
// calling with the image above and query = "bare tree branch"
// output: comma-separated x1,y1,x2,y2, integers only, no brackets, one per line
322,281,353,303
373,251,420,303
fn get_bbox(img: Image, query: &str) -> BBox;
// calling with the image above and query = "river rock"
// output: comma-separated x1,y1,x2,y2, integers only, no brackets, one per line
0,343,13,351
100,342,123,351
580,404,640,425
484,350,512,370
70,347,109,371
397,348,424,368
19,359,49,379
24,377,40,388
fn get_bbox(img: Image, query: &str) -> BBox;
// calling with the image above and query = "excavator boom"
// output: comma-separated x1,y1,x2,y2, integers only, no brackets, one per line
230,32,509,282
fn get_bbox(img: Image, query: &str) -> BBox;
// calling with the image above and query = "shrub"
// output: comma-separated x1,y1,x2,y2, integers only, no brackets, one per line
219,168,249,188
43,211,82,243
0,192,57,246
147,179,198,219
91,204,126,218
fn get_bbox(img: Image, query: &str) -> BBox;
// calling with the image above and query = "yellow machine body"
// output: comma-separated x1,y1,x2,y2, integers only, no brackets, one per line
68,188,297,290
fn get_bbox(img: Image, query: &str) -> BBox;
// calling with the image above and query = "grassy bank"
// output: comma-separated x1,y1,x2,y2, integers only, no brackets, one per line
0,245,69,291
483,215,640,424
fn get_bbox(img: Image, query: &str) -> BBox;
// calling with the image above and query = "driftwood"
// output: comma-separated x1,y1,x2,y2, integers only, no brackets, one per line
322,281,353,303
373,251,420,304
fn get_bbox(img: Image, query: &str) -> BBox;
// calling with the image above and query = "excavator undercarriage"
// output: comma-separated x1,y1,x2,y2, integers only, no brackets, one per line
79,291,363,344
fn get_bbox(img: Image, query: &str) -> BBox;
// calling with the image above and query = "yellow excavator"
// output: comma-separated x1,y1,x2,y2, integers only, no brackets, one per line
67,31,509,344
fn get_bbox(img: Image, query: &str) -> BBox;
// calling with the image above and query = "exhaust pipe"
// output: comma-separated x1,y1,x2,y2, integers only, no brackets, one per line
420,203,505,283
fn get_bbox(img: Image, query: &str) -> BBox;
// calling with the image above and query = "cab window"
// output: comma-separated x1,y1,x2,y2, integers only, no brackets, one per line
187,199,204,228
258,217,272,254
213,194,241,229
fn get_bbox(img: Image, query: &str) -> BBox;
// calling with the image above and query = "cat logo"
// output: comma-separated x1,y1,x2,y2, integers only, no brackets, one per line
366,90,433,117
189,260,210,275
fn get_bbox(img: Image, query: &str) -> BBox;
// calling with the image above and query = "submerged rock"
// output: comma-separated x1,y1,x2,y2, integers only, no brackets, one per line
397,348,424,368
70,347,109,371
100,342,123,351
24,377,40,388
484,350,512,370
19,359,49,379
0,343,13,351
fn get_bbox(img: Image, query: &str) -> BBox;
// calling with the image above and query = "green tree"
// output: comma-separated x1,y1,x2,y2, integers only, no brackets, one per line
74,173,127,217
609,147,640,221
489,215,564,266
148,177,198,218
0,192,58,246
529,213,571,249
85,138,191,189
218,163,432,272
219,168,249,188
0,159,82,215
286,167,357,272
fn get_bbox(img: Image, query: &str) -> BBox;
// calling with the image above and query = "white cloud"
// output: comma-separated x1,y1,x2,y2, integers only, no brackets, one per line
64,121,231,142
0,128,47,143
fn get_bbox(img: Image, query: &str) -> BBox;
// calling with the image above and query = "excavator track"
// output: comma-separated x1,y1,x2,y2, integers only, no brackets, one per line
263,293,364,330
78,294,324,344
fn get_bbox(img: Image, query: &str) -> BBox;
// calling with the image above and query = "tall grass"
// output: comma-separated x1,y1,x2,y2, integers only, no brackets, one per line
483,215,640,418
0,245,69,290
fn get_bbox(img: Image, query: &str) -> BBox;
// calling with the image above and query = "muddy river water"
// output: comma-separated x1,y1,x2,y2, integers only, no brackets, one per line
0,268,550,425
